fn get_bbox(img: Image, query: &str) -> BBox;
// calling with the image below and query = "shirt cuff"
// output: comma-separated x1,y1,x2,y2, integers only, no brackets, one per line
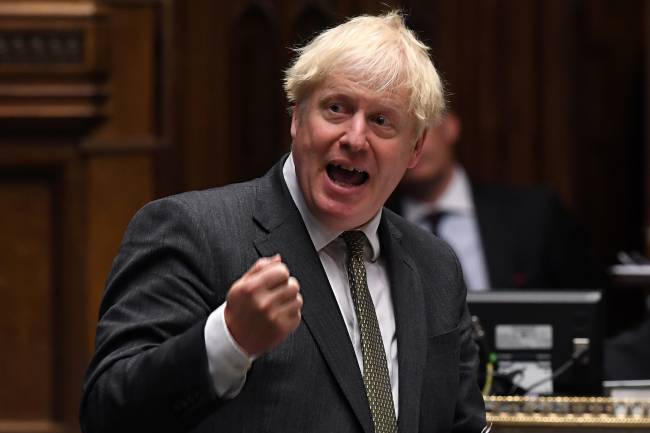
204,302,254,399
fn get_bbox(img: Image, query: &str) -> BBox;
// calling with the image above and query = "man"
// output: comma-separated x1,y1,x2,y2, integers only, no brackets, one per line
81,12,486,433
394,111,603,290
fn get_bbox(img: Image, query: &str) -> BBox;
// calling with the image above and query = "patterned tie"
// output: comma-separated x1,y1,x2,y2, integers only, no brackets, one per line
341,231,397,433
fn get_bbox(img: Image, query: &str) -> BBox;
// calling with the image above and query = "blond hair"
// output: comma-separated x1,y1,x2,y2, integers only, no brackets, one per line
284,11,445,132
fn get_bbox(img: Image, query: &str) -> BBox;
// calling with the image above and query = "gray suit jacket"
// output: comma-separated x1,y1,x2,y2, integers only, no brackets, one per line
80,157,485,433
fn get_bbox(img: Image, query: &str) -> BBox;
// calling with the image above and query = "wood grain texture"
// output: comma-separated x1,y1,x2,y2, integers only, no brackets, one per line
0,180,53,418
0,1,161,431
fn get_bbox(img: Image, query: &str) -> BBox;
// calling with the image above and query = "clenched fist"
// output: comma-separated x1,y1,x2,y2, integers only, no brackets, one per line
224,255,303,357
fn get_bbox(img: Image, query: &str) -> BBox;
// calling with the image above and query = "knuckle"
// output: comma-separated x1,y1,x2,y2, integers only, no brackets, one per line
279,270,291,283
272,262,290,278
237,282,255,297
287,277,299,291
254,296,268,313
227,283,244,301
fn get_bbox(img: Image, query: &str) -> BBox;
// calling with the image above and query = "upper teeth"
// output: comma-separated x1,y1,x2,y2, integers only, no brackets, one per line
337,164,363,174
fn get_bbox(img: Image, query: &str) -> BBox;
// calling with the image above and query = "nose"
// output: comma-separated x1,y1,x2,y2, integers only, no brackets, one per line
341,113,368,151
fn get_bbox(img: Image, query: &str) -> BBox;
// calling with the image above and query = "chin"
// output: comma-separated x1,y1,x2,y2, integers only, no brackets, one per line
312,192,379,230
321,208,373,231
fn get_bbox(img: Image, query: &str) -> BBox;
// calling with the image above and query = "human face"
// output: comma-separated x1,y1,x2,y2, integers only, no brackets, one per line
401,113,457,190
291,75,424,231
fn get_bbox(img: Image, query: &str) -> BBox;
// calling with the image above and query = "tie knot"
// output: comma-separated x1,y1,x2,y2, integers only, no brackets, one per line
427,210,448,236
341,230,366,258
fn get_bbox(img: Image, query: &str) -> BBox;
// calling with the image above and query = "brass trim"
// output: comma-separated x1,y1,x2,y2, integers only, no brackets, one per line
485,396,650,426
0,2,97,18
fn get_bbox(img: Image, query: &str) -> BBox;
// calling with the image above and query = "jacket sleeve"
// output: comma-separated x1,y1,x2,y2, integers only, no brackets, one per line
451,253,488,433
80,196,225,433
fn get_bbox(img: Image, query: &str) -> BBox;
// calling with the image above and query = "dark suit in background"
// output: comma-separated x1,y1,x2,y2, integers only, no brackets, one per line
389,182,603,290
470,183,601,289
80,159,485,432
394,112,604,290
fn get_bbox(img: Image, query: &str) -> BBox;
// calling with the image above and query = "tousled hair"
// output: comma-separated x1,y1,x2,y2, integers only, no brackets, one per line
284,10,445,133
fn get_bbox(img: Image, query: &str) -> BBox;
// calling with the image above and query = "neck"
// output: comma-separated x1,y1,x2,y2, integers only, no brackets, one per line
401,166,455,205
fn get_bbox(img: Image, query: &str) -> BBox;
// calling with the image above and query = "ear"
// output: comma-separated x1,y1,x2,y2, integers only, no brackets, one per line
407,128,427,169
443,111,461,145
290,106,298,140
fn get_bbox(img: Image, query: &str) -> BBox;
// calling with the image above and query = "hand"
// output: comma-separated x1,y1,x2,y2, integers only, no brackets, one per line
224,255,303,357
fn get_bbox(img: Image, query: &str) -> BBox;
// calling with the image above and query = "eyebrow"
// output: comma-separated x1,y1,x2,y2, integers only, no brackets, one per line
319,90,405,115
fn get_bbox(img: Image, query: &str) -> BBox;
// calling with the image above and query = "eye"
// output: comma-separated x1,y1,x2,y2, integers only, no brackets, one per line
329,103,342,113
373,114,394,128
371,113,399,138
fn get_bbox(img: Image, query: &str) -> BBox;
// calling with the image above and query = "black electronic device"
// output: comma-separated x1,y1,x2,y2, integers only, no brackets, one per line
468,290,604,396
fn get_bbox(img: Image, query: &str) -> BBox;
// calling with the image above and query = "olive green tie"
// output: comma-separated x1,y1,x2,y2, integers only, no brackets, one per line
341,230,397,433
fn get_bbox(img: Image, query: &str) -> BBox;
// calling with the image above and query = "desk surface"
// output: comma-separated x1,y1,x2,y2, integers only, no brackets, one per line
486,396,650,431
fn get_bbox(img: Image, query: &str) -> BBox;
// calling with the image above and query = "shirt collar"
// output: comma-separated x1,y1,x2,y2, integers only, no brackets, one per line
402,165,475,222
282,153,382,261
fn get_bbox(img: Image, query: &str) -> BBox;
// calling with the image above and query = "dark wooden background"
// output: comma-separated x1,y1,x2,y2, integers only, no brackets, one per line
0,0,647,431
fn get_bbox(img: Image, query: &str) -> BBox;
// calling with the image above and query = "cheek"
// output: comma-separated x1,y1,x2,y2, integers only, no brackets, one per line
312,121,339,142
377,149,410,184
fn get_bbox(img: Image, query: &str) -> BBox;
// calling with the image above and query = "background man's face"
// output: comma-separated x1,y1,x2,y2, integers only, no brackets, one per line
291,75,423,231
401,112,459,187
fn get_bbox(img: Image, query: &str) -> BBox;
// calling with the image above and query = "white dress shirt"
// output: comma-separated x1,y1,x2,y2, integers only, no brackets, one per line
204,154,399,414
402,165,491,291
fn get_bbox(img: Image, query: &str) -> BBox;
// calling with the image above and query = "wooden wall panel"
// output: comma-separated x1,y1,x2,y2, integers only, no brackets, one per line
0,1,162,431
229,5,282,184
538,0,573,202
161,0,384,196
0,0,644,428
0,180,54,419
84,2,155,146
84,155,153,347
160,0,646,267
405,0,646,263
0,1,108,125
172,0,229,191
499,0,538,184
559,0,645,260
646,0,650,253
407,0,543,185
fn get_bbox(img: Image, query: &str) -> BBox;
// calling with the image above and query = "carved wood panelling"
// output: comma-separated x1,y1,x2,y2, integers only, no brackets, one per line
0,179,54,419
0,2,162,432
0,1,108,123
405,0,645,264
647,0,650,253
229,6,281,183
289,4,333,47
0,0,643,431
0,30,84,64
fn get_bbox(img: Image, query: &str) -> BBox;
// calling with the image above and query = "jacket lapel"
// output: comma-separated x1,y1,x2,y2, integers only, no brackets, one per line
379,216,427,433
252,161,374,433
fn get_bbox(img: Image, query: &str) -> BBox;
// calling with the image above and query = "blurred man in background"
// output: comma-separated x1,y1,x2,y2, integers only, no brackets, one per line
391,111,603,290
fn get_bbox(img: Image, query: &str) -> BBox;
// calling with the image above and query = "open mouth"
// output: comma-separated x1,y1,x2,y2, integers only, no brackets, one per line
326,163,369,187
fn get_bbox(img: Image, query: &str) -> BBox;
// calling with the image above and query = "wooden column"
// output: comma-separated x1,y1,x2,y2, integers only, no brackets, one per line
0,1,162,431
